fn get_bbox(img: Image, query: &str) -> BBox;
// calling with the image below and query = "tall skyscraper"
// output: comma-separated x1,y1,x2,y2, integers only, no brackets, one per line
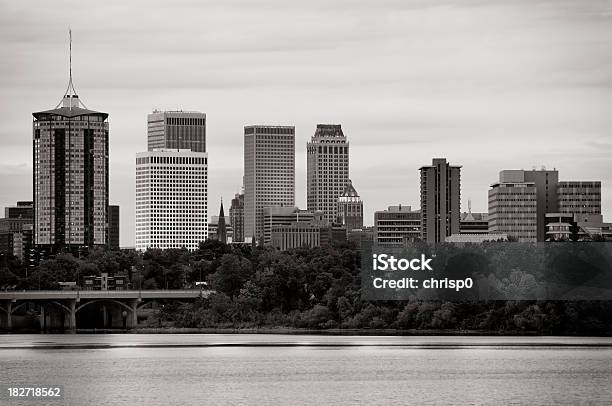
33,37,109,251
488,171,537,242
135,149,208,251
229,192,244,242
419,158,461,243
243,125,295,243
307,124,349,224
147,110,206,152
336,180,363,231
522,169,559,241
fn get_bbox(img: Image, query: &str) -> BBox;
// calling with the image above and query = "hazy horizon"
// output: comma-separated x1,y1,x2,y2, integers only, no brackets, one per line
1,0,611,247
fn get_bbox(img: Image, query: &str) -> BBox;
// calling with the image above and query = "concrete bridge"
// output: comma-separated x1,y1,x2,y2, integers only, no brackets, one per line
0,289,212,332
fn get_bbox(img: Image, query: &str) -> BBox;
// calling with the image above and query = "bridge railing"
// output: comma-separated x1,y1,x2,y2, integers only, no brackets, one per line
0,289,213,300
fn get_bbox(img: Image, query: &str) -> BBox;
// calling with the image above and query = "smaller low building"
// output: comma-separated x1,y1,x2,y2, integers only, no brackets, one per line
445,233,508,243
82,273,129,291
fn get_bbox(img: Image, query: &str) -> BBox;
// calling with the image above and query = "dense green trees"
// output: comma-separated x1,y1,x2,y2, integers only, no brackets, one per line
1,240,611,334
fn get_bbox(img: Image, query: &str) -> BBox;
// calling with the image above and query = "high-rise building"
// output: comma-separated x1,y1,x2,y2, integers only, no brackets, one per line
557,181,601,216
488,169,559,242
108,205,120,250
147,110,206,152
229,192,244,243
488,172,537,242
419,158,461,243
522,169,559,241
243,125,295,243
336,180,363,231
135,149,208,251
33,56,109,251
374,205,421,245
307,124,349,224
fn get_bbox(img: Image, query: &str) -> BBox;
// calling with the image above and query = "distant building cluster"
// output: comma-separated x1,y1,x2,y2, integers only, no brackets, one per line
4,38,611,267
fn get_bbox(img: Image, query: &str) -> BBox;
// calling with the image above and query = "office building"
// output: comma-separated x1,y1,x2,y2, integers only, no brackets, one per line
459,203,489,234
270,219,346,251
307,124,350,224
557,181,601,216
0,202,34,262
108,205,120,250
135,149,208,251
5,201,33,219
488,171,537,242
445,204,505,243
147,110,206,152
419,158,461,242
244,125,295,243
374,205,421,245
33,72,109,251
263,206,318,245
229,192,244,243
336,180,363,231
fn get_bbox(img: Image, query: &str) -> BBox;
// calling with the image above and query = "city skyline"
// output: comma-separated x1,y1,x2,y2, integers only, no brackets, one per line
1,0,612,246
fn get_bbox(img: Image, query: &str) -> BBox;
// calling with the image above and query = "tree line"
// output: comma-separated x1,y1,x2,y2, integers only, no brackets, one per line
1,240,610,334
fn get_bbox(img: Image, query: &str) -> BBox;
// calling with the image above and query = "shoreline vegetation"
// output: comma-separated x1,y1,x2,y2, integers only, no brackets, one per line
2,240,612,335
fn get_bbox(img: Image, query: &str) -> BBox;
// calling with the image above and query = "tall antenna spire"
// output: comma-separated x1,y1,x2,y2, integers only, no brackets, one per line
69,26,72,88
57,27,87,109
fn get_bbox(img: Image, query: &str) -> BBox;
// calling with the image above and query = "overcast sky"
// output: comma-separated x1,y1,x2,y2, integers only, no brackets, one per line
1,0,611,247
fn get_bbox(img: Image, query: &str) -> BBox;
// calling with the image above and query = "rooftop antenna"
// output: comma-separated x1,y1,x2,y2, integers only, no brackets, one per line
56,27,87,110
468,199,472,214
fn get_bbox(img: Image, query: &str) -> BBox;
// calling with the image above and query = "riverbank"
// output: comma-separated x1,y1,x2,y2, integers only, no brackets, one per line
3,327,611,336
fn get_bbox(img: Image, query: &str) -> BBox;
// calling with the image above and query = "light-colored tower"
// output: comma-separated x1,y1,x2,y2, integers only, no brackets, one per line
336,180,363,231
488,171,537,242
307,124,349,224
243,125,295,243
148,110,206,152
419,158,461,243
135,149,208,251
33,30,109,251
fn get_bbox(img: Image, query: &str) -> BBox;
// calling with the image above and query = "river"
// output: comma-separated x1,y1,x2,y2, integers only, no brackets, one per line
1,335,611,405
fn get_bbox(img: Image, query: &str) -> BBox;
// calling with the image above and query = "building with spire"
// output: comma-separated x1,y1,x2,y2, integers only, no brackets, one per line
336,180,363,231
217,200,227,244
307,124,350,224
32,31,109,252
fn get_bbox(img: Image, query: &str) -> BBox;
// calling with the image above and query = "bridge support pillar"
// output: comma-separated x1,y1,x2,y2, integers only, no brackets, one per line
69,299,76,334
39,305,46,332
130,299,139,330
6,301,12,331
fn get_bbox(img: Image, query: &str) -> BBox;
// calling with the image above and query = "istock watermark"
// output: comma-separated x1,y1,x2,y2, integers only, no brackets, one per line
362,242,612,301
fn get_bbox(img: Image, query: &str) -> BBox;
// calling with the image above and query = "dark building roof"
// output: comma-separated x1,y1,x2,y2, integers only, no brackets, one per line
33,106,108,120
314,124,344,137
340,180,359,198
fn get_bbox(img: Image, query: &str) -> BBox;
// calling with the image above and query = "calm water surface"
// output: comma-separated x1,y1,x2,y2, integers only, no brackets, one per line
0,335,611,405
